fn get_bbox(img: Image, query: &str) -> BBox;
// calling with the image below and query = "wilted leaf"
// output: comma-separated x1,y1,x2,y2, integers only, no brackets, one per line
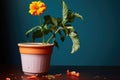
69,31,80,54
66,26,80,53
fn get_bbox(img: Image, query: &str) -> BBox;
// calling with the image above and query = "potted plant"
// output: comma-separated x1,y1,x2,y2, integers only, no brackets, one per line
18,0,83,75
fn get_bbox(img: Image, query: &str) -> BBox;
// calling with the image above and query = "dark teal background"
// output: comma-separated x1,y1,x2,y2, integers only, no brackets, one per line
1,0,120,66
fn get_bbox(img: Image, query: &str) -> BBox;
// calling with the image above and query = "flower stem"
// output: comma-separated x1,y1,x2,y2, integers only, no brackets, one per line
40,15,42,26
42,32,45,43
40,16,44,43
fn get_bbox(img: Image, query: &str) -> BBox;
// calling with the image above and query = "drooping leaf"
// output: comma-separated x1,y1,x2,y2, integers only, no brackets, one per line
74,12,83,21
25,25,51,41
67,26,80,53
25,26,42,38
67,11,84,23
69,32,80,54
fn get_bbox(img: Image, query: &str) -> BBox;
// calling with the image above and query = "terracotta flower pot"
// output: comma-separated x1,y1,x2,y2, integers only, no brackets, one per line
18,42,54,75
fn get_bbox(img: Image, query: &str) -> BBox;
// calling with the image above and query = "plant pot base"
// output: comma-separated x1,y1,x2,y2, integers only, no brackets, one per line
23,72,47,76
21,54,51,74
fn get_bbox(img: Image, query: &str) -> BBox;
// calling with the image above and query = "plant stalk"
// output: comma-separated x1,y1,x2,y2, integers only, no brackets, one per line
46,27,63,43
40,16,45,43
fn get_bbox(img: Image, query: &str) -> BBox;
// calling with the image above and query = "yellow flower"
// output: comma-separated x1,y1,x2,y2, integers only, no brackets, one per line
29,1,46,16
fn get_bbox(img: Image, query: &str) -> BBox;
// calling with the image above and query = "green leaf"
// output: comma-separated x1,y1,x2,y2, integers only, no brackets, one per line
58,30,65,42
67,11,75,22
62,24,72,36
57,18,62,26
25,26,42,37
54,41,59,48
44,15,52,24
62,0,69,24
42,24,51,34
32,24,52,41
44,15,62,27
32,29,42,41
67,26,80,53
69,32,80,54
25,25,51,41
74,12,83,21
66,11,84,23
51,17,58,26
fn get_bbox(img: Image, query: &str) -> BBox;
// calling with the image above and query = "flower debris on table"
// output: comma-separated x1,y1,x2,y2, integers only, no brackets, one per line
4,70,80,80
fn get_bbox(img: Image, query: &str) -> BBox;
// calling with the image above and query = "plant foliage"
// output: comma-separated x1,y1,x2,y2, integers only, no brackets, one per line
25,0,83,53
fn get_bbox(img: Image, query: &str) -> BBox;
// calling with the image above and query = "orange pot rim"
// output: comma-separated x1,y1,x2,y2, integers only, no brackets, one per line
18,42,54,47
18,42,54,54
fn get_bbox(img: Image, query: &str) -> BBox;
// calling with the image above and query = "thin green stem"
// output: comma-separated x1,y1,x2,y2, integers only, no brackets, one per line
42,32,45,43
40,16,42,26
46,34,53,43
40,16,44,43
46,27,63,43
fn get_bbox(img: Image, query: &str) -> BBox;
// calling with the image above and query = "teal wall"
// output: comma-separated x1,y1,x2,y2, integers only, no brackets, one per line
1,0,120,66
